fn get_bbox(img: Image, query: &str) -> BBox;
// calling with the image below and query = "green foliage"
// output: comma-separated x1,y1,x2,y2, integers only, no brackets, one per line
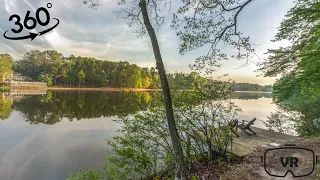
14,50,250,92
172,80,240,162
14,50,162,88
40,73,53,86
95,78,239,179
231,83,273,92
77,70,86,87
0,94,12,120
67,169,102,180
0,54,13,82
261,0,320,137
259,0,320,77
167,72,208,90
192,175,199,180
232,92,272,100
67,77,239,179
107,106,172,179
264,108,297,136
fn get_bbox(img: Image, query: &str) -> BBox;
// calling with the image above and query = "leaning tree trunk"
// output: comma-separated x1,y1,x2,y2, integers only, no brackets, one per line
139,0,187,179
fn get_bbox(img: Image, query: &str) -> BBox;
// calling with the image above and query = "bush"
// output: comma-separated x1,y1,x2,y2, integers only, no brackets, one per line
67,169,102,180
68,79,240,179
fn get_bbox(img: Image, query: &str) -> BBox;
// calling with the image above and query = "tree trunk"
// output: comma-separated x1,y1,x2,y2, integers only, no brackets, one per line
139,0,187,179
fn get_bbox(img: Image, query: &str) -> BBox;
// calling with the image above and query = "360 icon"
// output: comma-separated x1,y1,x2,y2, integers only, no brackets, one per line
3,3,59,41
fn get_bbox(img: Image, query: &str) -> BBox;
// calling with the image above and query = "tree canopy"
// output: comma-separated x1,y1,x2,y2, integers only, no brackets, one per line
0,54,13,82
260,0,320,136
14,50,161,88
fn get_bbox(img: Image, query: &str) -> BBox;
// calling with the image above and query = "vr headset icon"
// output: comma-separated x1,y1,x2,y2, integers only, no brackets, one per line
263,145,318,177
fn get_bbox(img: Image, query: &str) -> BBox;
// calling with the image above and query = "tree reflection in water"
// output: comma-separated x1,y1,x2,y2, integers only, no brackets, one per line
11,91,162,125
2,91,317,137
0,91,272,124
0,93,12,120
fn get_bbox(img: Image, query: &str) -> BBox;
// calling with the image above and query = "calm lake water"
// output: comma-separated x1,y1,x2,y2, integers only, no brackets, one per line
0,91,274,180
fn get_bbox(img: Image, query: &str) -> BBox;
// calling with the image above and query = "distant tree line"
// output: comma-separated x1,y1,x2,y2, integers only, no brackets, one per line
14,50,162,88
3,51,271,91
231,83,273,92
5,51,196,89
11,50,207,89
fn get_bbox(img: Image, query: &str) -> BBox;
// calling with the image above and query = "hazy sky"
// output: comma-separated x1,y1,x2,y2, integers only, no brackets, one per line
0,0,294,85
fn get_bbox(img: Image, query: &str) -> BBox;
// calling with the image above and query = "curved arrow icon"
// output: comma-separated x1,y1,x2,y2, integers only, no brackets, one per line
3,30,38,41
3,18,60,41
39,18,60,36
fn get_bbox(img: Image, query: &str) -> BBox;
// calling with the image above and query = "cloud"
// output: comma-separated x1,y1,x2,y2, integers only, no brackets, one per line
0,0,295,83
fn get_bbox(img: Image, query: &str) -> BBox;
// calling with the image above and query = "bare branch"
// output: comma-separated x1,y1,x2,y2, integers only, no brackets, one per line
82,0,99,9
172,0,255,73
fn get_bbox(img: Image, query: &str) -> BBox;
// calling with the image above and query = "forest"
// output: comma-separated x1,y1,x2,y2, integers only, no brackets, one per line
13,50,161,88
0,51,271,91
231,83,272,92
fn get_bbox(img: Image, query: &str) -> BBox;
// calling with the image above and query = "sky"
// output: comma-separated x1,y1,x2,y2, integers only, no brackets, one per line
0,0,294,85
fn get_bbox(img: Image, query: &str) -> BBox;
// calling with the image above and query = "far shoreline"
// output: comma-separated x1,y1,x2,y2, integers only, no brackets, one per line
0,87,273,93
234,91,273,93
48,87,161,92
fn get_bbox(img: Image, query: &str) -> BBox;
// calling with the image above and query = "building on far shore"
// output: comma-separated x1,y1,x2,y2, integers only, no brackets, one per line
9,71,33,82
4,71,47,89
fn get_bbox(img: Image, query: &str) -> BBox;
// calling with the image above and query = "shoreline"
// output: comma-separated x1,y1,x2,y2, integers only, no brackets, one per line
48,87,160,92
1,87,274,93
234,91,272,93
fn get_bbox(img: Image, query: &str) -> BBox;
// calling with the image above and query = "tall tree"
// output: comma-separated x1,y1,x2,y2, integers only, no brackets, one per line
77,70,86,88
0,54,13,82
79,0,188,178
115,0,187,178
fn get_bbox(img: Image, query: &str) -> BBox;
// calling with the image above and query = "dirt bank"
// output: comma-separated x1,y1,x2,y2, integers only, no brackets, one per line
221,138,320,180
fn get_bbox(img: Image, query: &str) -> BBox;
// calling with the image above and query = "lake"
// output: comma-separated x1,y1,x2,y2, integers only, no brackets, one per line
0,91,274,180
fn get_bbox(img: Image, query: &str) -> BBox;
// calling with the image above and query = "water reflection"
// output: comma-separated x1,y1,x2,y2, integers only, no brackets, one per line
0,91,273,123
0,114,121,180
0,94,12,120
231,97,275,128
9,91,161,124
232,91,272,99
0,91,279,180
